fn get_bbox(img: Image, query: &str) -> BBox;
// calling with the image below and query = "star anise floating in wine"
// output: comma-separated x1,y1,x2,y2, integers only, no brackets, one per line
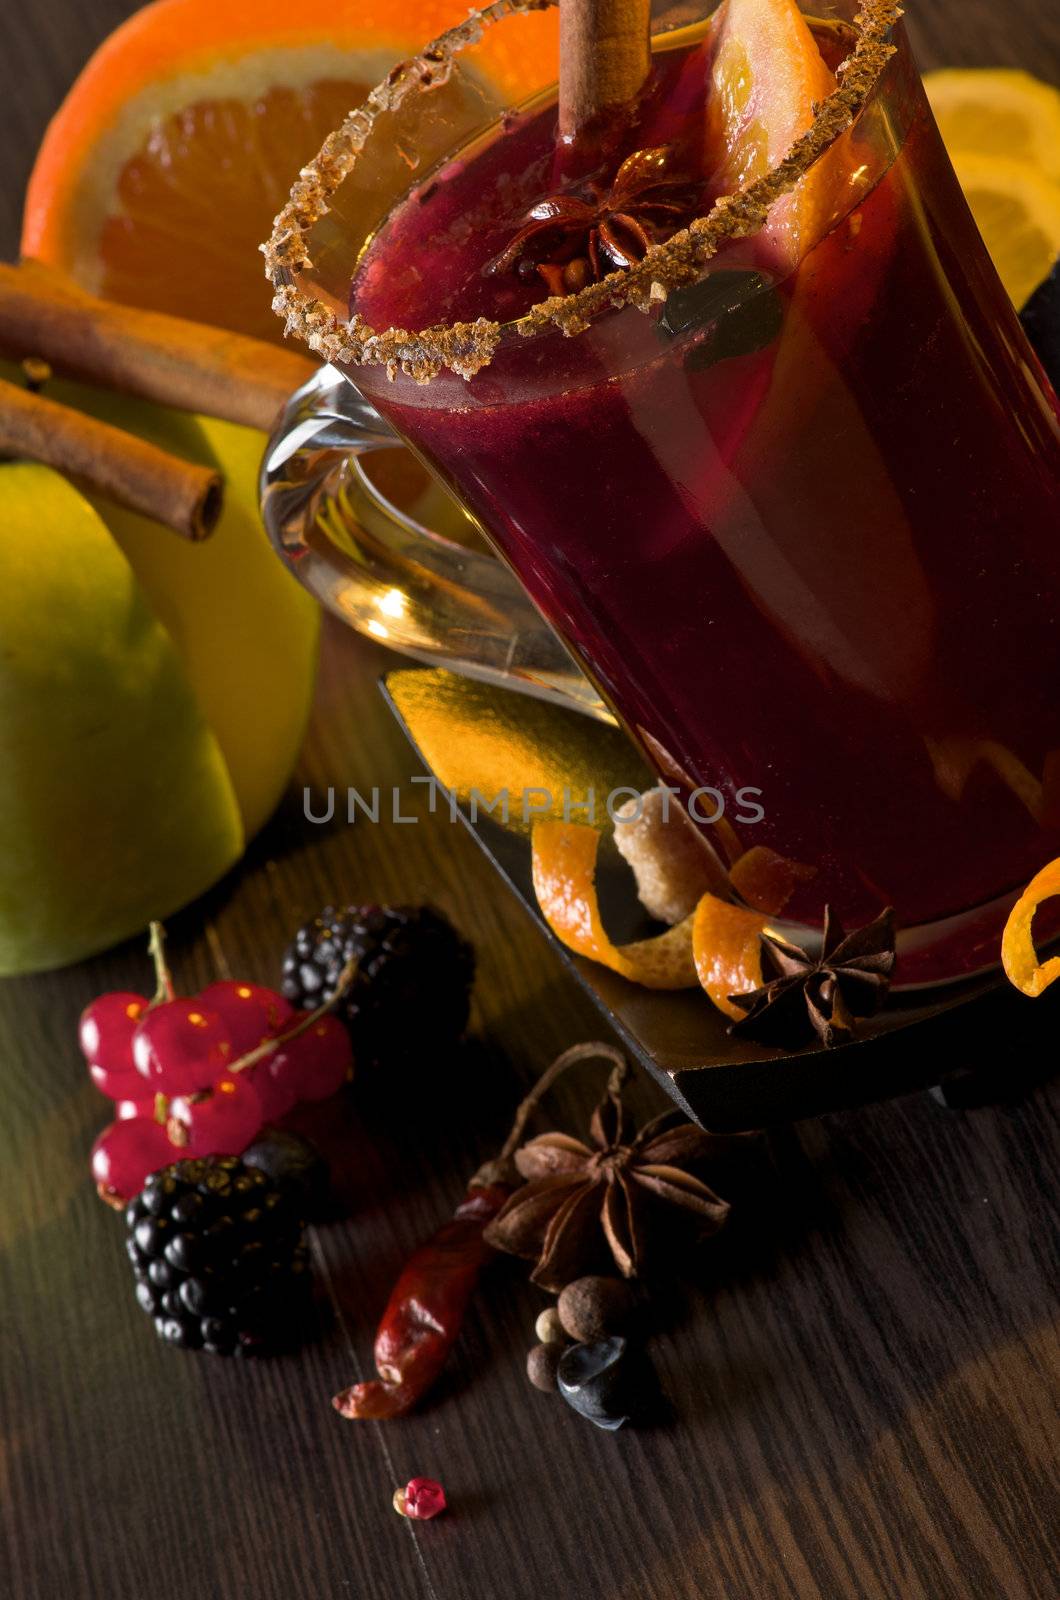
729,906,897,1051
485,145,700,297
483,1080,732,1291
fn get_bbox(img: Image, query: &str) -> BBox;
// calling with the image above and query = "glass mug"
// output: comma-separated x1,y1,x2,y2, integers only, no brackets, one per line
261,0,1060,987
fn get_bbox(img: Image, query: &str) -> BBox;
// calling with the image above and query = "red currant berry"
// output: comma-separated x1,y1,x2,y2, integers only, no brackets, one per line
89,1059,144,1102
167,1075,264,1157
91,1117,173,1202
79,992,149,1084
268,1014,353,1104
198,981,293,1057
245,1055,299,1122
132,1000,232,1093
115,1097,158,1121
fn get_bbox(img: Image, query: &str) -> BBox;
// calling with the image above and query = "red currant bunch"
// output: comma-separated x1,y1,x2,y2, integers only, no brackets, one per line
82,925,354,1205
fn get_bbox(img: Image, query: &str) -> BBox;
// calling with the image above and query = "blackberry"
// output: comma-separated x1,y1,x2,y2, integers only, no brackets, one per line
243,1130,331,1221
124,1156,312,1355
281,904,474,1063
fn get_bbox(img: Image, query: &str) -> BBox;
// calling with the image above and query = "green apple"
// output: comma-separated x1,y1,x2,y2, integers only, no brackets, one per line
0,463,245,974
0,364,320,974
43,376,321,839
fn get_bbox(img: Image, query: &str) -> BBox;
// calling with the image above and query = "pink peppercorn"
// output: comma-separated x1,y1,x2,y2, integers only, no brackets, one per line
393,1477,447,1521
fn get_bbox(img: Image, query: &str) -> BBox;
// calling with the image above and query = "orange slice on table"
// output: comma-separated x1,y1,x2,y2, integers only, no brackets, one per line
944,152,1060,313
22,0,558,344
704,0,848,275
925,68,1060,186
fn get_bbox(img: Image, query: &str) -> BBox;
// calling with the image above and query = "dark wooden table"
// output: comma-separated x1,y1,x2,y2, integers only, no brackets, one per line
3,5,1059,1597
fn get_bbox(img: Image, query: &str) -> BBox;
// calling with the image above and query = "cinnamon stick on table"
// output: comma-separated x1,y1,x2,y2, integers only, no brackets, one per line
559,0,653,148
0,376,223,541
0,260,316,434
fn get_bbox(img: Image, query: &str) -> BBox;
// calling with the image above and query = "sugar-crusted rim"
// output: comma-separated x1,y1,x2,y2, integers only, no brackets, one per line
263,0,903,382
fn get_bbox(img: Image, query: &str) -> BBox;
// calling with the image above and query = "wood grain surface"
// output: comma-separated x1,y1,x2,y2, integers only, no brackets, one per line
2,5,1059,1598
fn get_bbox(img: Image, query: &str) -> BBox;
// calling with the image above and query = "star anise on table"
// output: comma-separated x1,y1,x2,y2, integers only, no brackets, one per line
485,145,700,297
483,1081,732,1291
729,906,897,1051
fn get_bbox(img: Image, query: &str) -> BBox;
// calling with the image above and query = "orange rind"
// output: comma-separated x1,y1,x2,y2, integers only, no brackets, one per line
728,845,816,916
531,819,776,1019
1001,858,1060,997
691,895,770,1020
531,820,698,990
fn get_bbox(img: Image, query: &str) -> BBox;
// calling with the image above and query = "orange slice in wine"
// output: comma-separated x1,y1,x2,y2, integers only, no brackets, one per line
704,0,843,273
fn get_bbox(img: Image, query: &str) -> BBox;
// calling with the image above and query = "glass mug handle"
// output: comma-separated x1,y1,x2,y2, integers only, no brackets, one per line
261,364,610,722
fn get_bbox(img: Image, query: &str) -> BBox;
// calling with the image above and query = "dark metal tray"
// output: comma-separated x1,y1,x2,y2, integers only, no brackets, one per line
382,667,1053,1129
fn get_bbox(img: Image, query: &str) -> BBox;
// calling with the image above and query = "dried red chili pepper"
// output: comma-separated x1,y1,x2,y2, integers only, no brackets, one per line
332,1179,513,1420
331,1043,628,1421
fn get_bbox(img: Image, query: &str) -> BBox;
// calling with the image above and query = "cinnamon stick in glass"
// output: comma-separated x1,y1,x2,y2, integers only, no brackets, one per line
0,377,223,541
558,0,653,147
0,260,315,433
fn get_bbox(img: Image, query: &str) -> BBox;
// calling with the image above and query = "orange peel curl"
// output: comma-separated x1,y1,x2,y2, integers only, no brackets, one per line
531,820,697,990
1001,857,1060,997
531,820,773,1017
691,896,771,1020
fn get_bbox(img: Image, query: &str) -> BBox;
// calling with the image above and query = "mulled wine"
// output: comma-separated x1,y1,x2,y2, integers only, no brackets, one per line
343,5,1060,977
